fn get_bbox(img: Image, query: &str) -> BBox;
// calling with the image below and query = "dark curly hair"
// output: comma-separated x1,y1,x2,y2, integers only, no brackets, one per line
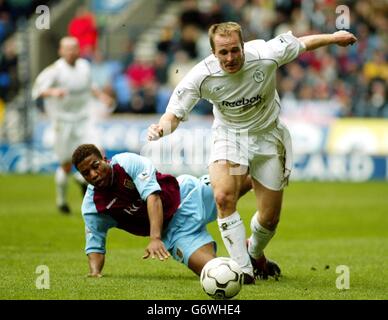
72,144,103,169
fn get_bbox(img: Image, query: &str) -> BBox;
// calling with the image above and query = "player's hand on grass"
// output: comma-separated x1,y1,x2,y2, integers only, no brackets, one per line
147,124,164,141
142,238,170,261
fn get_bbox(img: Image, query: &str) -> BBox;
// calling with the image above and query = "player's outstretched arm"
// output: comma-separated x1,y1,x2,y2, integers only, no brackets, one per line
39,87,67,98
87,252,105,278
298,30,357,51
147,112,181,141
143,193,171,261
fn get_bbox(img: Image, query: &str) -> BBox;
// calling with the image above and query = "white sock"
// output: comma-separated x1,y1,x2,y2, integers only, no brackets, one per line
248,212,275,259
218,211,253,276
55,167,69,206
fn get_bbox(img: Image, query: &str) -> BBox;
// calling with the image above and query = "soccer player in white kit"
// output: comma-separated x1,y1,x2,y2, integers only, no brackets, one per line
32,37,113,214
148,22,357,283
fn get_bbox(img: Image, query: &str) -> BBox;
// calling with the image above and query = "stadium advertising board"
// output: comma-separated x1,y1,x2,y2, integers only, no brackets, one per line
0,115,387,181
327,119,388,155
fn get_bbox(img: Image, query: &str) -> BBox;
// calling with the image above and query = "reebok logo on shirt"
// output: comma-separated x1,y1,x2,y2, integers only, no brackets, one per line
221,94,264,108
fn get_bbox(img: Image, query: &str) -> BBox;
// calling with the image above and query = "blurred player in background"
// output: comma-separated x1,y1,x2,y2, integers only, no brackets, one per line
148,22,357,282
32,37,114,214
72,144,252,278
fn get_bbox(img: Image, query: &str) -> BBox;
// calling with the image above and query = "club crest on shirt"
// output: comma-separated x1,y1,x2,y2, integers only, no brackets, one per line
253,69,265,83
123,179,135,189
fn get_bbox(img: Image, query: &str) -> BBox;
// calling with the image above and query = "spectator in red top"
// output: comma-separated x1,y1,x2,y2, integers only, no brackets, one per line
125,56,156,89
68,6,98,60
125,55,157,113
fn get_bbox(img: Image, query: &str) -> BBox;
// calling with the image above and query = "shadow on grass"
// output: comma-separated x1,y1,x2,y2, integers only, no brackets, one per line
93,273,198,282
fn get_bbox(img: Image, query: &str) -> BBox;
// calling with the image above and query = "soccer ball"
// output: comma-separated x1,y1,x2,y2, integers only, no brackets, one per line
200,257,243,300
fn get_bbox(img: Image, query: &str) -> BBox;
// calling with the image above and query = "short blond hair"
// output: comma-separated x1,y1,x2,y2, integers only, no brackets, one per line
208,22,244,52
59,36,79,49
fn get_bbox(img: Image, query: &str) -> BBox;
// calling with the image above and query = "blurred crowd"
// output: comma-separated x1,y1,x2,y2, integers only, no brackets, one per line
112,0,388,118
0,0,51,103
1,0,388,119
0,0,54,124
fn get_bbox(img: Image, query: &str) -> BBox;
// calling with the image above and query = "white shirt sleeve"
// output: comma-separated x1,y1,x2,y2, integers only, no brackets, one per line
165,63,205,121
258,31,305,67
31,64,57,100
84,211,117,254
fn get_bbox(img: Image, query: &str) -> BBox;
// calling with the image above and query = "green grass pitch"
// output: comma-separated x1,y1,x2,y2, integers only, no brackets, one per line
0,174,387,300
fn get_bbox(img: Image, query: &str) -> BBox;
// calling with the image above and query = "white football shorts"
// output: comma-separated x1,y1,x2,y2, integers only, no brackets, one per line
208,120,293,191
52,117,97,163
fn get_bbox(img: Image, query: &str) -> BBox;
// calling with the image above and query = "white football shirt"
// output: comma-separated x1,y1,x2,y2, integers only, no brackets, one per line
166,31,305,132
32,58,94,121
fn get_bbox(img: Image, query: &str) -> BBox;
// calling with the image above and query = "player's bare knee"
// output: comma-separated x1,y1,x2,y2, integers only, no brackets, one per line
214,191,236,213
